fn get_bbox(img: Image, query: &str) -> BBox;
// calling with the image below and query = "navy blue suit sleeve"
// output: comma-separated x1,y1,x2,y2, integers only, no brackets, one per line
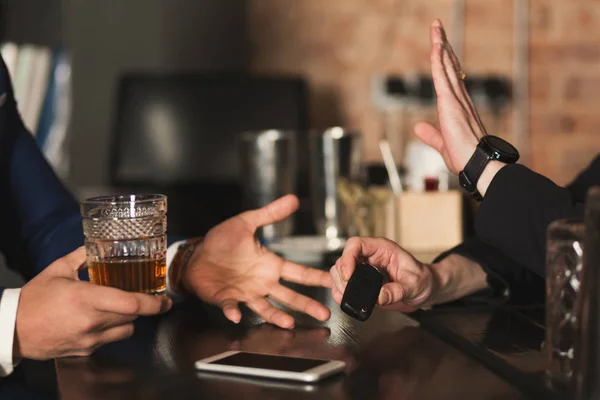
0,56,83,281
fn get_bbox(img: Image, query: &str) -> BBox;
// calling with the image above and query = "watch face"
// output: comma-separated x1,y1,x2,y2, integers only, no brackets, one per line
483,136,519,161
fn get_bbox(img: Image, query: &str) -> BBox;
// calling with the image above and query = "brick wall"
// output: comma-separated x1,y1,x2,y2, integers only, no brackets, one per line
248,0,600,186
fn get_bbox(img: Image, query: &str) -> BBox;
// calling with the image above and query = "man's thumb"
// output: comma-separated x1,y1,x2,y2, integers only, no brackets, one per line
414,122,444,153
378,283,405,306
239,194,299,229
48,247,87,278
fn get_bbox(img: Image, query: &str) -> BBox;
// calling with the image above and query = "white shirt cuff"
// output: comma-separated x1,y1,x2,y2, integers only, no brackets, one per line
0,288,21,377
166,240,188,300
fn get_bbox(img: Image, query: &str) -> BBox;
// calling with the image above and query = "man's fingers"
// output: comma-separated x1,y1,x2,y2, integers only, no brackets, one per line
430,19,444,46
446,47,488,138
95,313,138,331
439,43,487,141
430,22,463,109
430,20,458,99
280,259,332,288
430,33,451,97
432,20,487,139
432,18,467,100
330,265,346,294
220,299,242,324
339,255,357,282
239,194,299,230
440,28,471,98
440,45,462,96
440,24,463,76
340,237,403,281
246,297,295,329
95,323,135,346
70,323,136,356
332,289,343,305
330,262,346,304
128,293,172,315
460,88,488,139
90,286,172,316
339,237,365,281
269,284,331,322
442,40,484,132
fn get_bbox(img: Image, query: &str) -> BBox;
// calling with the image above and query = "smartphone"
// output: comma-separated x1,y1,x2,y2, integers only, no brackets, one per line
195,351,346,383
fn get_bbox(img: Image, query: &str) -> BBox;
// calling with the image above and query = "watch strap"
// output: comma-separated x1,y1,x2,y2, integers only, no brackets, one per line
169,237,204,297
462,143,492,200
460,135,520,200
465,144,492,183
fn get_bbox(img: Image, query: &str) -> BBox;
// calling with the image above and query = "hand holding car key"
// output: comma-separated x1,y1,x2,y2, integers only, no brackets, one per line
331,237,437,320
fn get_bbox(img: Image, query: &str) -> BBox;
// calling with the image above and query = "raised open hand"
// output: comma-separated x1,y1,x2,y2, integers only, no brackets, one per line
414,19,487,174
182,195,332,329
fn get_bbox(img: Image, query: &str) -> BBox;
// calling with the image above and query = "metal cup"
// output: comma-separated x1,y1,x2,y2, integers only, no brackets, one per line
238,130,296,241
309,127,362,238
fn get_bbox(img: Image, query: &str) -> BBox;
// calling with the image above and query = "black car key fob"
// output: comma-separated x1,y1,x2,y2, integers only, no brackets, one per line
340,263,383,321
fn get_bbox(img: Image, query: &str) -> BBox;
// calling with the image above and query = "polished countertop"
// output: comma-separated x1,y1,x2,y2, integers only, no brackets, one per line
0,277,567,400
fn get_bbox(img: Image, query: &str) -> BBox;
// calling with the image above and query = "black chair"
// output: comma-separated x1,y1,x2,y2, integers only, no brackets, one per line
110,73,308,237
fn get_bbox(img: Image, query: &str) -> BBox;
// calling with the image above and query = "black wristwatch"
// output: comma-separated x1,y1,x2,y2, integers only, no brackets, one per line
458,135,519,200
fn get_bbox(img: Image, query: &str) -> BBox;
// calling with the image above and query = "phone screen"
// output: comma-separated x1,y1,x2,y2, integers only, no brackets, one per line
210,352,329,372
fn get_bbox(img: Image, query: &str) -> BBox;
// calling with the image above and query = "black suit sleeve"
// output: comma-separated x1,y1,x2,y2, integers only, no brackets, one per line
432,156,600,305
564,155,600,203
434,237,545,306
474,159,600,277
